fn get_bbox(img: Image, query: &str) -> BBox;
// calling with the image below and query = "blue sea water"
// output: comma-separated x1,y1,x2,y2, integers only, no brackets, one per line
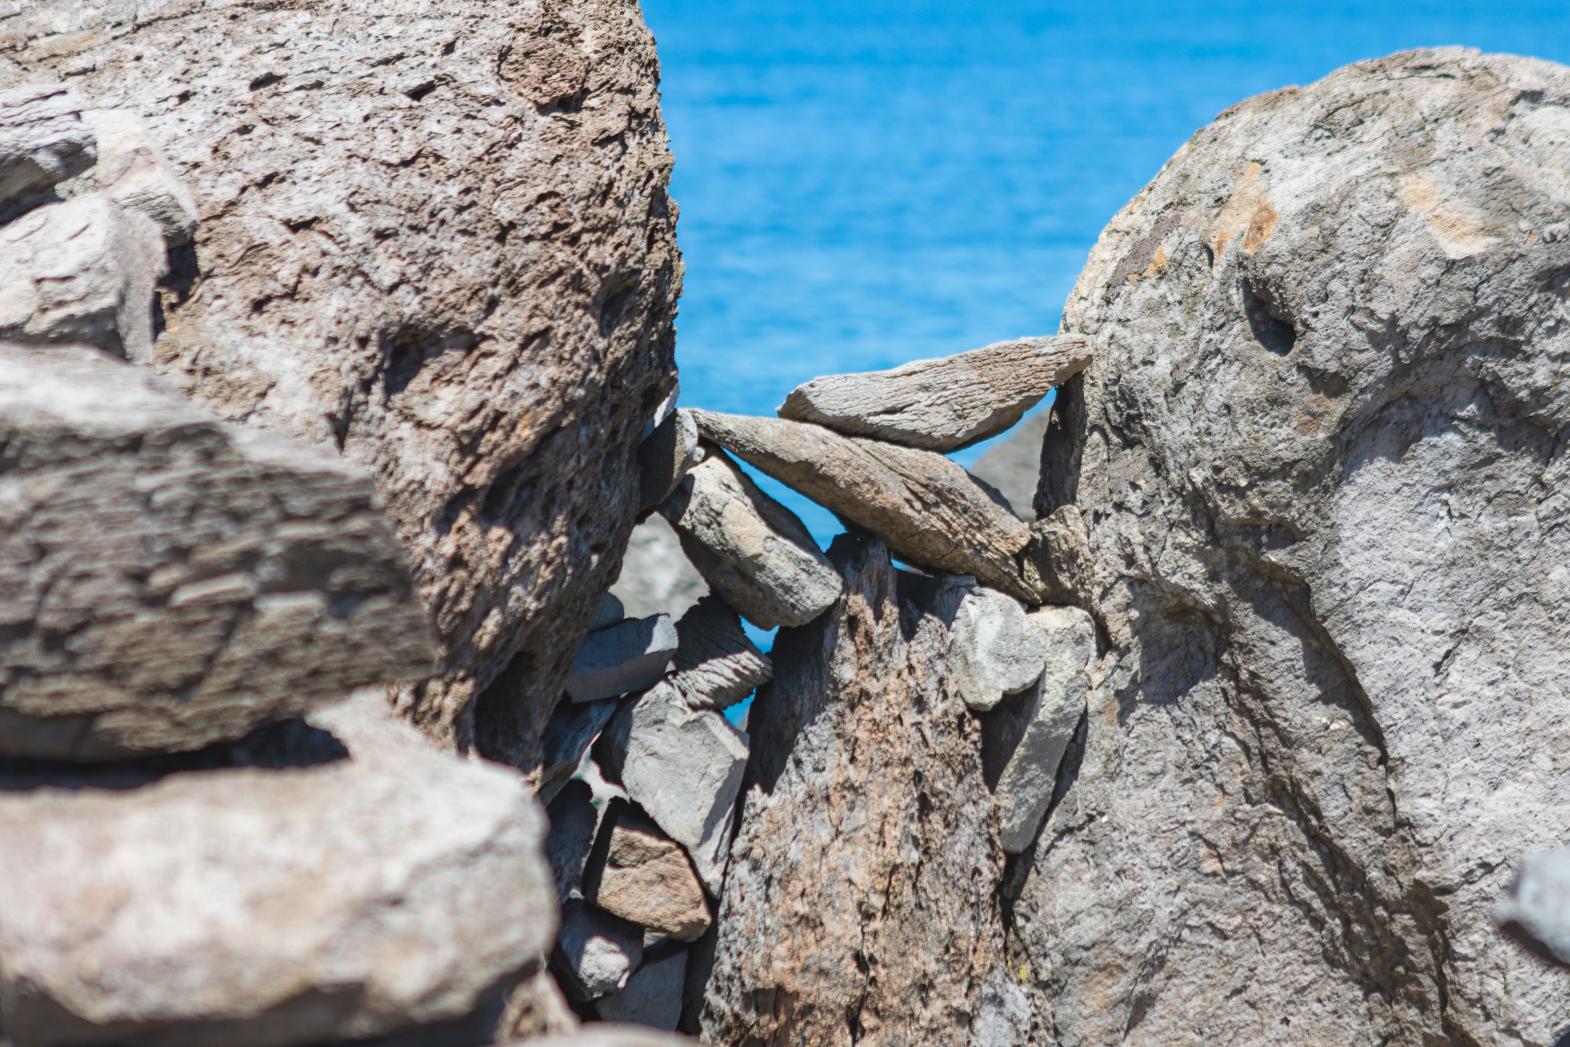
642,0,1570,552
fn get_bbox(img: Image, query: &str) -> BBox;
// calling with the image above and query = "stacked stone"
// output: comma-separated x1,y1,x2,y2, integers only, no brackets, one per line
0,85,626,1047
548,334,1099,1033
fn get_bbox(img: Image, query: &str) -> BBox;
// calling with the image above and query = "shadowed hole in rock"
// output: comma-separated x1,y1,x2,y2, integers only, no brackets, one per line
1242,280,1297,355
379,324,478,399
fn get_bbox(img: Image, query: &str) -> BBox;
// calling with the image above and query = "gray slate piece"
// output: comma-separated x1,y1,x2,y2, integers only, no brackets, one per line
638,406,699,511
660,448,841,629
982,606,1095,854
546,779,604,904
596,943,687,1032
778,334,1091,451
554,901,643,1002
566,615,678,704
600,680,747,896
0,343,435,760
539,698,621,804
0,83,96,207
691,410,1034,601
669,596,772,710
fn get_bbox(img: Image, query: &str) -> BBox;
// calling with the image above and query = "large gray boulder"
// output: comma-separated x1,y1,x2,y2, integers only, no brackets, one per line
0,691,556,1046
6,0,684,772
691,411,1036,601
1022,48,1570,1045
778,334,1090,452
701,535,1015,1045
0,343,434,760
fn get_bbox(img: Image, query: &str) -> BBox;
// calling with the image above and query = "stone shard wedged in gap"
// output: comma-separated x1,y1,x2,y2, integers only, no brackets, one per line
949,585,1048,712
565,615,678,704
668,595,772,710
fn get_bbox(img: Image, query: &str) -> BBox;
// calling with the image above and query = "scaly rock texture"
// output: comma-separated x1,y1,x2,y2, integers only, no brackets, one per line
702,535,1015,1046
4,0,683,771
1023,48,1570,1044
691,410,1035,601
0,343,433,760
0,691,556,1046
777,334,1090,451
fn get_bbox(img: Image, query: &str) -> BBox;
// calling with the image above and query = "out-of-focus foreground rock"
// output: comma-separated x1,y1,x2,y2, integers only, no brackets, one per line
1021,47,1570,1045
3,0,684,771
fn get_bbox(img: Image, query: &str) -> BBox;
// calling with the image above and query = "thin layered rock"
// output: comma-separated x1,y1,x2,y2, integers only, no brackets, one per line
0,193,166,359
546,780,606,904
565,616,678,704
600,681,748,896
584,803,712,942
981,606,1095,853
669,596,772,710
691,410,1035,601
0,343,434,760
777,334,1091,451
0,691,556,1047
539,700,621,803
0,83,96,206
660,448,841,628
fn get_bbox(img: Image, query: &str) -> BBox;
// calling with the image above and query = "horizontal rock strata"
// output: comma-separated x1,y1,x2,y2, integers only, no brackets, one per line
691,409,1035,600
778,333,1090,451
0,343,434,760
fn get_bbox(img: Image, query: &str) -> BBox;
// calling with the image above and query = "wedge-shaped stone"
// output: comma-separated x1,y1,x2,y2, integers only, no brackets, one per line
0,193,166,359
0,344,435,760
554,901,644,1002
595,942,687,1031
691,410,1034,601
660,448,841,628
669,596,772,710
566,615,678,704
777,334,1091,451
0,83,96,207
539,698,621,804
638,407,699,511
982,606,1096,853
0,691,556,1046
585,802,712,941
600,681,748,895
71,109,199,247
546,779,605,903
950,586,1048,712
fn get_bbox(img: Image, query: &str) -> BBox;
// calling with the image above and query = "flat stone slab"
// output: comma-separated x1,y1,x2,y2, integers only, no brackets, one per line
0,83,96,207
0,343,435,760
585,802,712,941
0,193,166,360
949,586,1048,712
539,697,621,804
546,778,604,904
691,410,1034,601
669,595,772,710
660,448,841,629
566,615,678,704
595,942,687,1031
982,606,1097,853
0,690,556,1046
554,900,643,1002
777,334,1092,451
600,681,748,895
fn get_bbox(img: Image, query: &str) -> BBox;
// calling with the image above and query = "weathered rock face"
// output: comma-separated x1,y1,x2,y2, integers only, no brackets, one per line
6,0,684,771
0,691,556,1046
0,343,434,760
0,83,96,207
702,535,1014,1046
1023,48,1570,1045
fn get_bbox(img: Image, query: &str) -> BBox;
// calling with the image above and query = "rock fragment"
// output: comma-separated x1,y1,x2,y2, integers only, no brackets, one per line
691,410,1034,600
539,699,621,803
969,408,1052,519
982,606,1096,853
949,586,1048,712
668,596,772,710
1497,848,1570,968
0,691,555,1046
600,681,748,895
546,779,605,903
566,616,678,704
1019,505,1094,606
660,448,841,628
554,901,644,1001
0,343,434,760
591,593,627,630
585,803,712,941
595,943,687,1031
777,334,1091,451
0,193,166,359
638,407,699,510
0,83,96,207
67,108,199,247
